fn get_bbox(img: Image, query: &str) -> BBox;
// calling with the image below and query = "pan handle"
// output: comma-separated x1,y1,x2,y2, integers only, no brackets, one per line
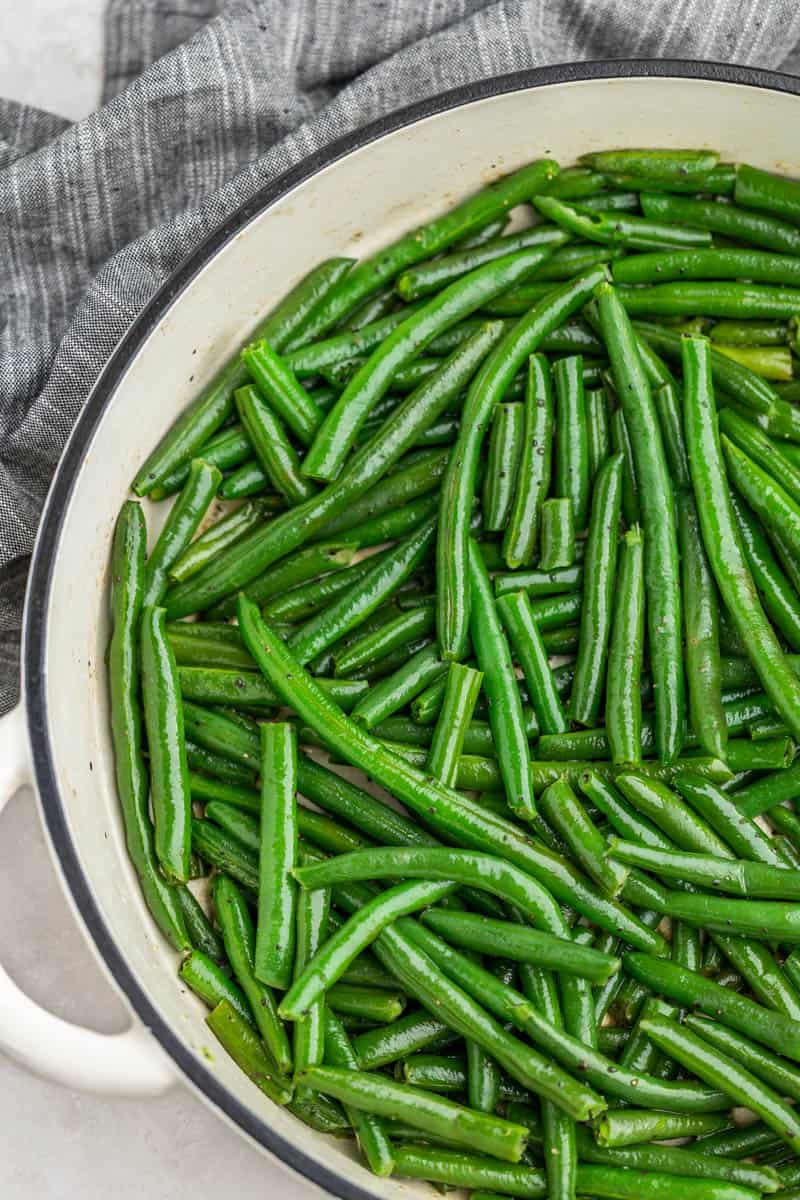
0,705,176,1096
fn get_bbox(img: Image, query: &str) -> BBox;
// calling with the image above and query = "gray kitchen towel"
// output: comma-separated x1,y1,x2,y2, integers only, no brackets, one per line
2,0,800,713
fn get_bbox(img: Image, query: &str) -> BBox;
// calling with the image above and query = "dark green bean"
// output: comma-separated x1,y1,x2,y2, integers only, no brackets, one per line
235,385,316,504
179,950,251,1024
354,1010,459,1070
539,779,628,897
427,662,484,788
736,162,800,227
641,191,800,253
395,226,569,301
497,591,568,735
586,386,610,485
538,499,575,570
610,407,639,526
334,606,434,676
240,343,323,446
322,1008,394,1175
553,354,589,530
535,195,713,251
501,353,555,569
678,493,727,759
350,643,446,729
685,1015,800,1104
143,460,222,607
169,499,270,583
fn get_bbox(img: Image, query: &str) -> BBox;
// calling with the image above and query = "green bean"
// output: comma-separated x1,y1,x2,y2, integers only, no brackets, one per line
682,336,800,738
234,385,316,505
502,354,555,567
190,818,259,893
698,1122,785,1158
641,191,800,253
647,889,800,943
304,243,562,481
586,386,611,486
151,425,256,499
641,1012,800,1153
301,1065,528,1162
582,147,721,179
321,1008,394,1175
279,879,457,1021
674,774,786,866
208,542,357,619
354,1010,459,1070
206,999,293,1106
721,407,800,506
468,539,535,819
484,403,524,532
624,954,800,1060
438,267,609,660
537,499,575,571
142,460,222,608
395,226,569,301
215,459,268,500
736,162,800,227
350,643,446,729
607,838,800,898
709,345,793,381
108,504,189,948
599,284,683,760
427,663,484,788
186,742,256,787
179,950,252,1024
291,860,330,1089
615,774,732,857
724,436,800,567
298,159,559,342
541,780,629,897
288,516,435,665
240,344,323,447
165,324,502,618
178,665,363,712
175,886,223,961
552,355,589,530
677,493,727,759
333,606,434,676
401,1055,529,1102
535,195,713,251
569,453,623,728
615,247,800,287
592,1109,729,1148
610,407,639,526
621,281,800,319
253,724,297,990
140,606,192,881
421,910,618,984
654,380,692,489
736,764,800,820
685,1015,800,1104
712,320,789,346
571,1124,780,1193
285,304,427,375
212,874,292,1073
497,591,568,735
605,524,645,765
168,499,270,583
236,597,667,951
326,982,405,1023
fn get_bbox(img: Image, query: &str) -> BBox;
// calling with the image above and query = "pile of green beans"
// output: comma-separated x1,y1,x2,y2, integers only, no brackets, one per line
110,146,800,1198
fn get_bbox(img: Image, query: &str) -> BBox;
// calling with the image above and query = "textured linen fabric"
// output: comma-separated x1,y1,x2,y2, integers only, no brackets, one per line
2,0,800,712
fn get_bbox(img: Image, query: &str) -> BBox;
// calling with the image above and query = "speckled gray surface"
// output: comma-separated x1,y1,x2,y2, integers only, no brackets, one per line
0,9,312,1194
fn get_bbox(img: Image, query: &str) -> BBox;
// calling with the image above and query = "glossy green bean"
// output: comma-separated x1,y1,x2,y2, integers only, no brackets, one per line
142,460,222,607
608,838,800,898
395,225,569,301
599,284,683,761
468,539,535,819
206,999,293,1106
212,874,293,1073
606,524,645,766
497,591,568,735
539,779,628,897
108,504,189,948
483,403,524,532
234,385,316,504
535,195,713,251
279,879,457,1021
321,1008,394,1175
724,435,800,563
682,336,800,739
736,163,800,227
615,246,800,286
253,723,297,990
299,1065,528,1162
593,1108,729,1148
326,982,405,1023
421,909,618,983
333,606,434,676
304,243,561,481
673,773,785,866
240,343,323,446
140,606,192,881
678,493,727,759
685,1015,800,1104
168,499,269,583
586,386,611,485
538,499,575,570
298,159,559,341
624,954,800,1060
350,643,446,729
354,1010,459,1070
610,407,639,526
427,662,484,788
437,267,609,660
569,453,623,727
179,950,252,1024
641,1012,800,1153
552,354,589,530
720,407,800,505
641,191,800,254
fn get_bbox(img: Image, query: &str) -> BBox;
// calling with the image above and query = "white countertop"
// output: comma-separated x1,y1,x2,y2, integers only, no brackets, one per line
0,5,314,1196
